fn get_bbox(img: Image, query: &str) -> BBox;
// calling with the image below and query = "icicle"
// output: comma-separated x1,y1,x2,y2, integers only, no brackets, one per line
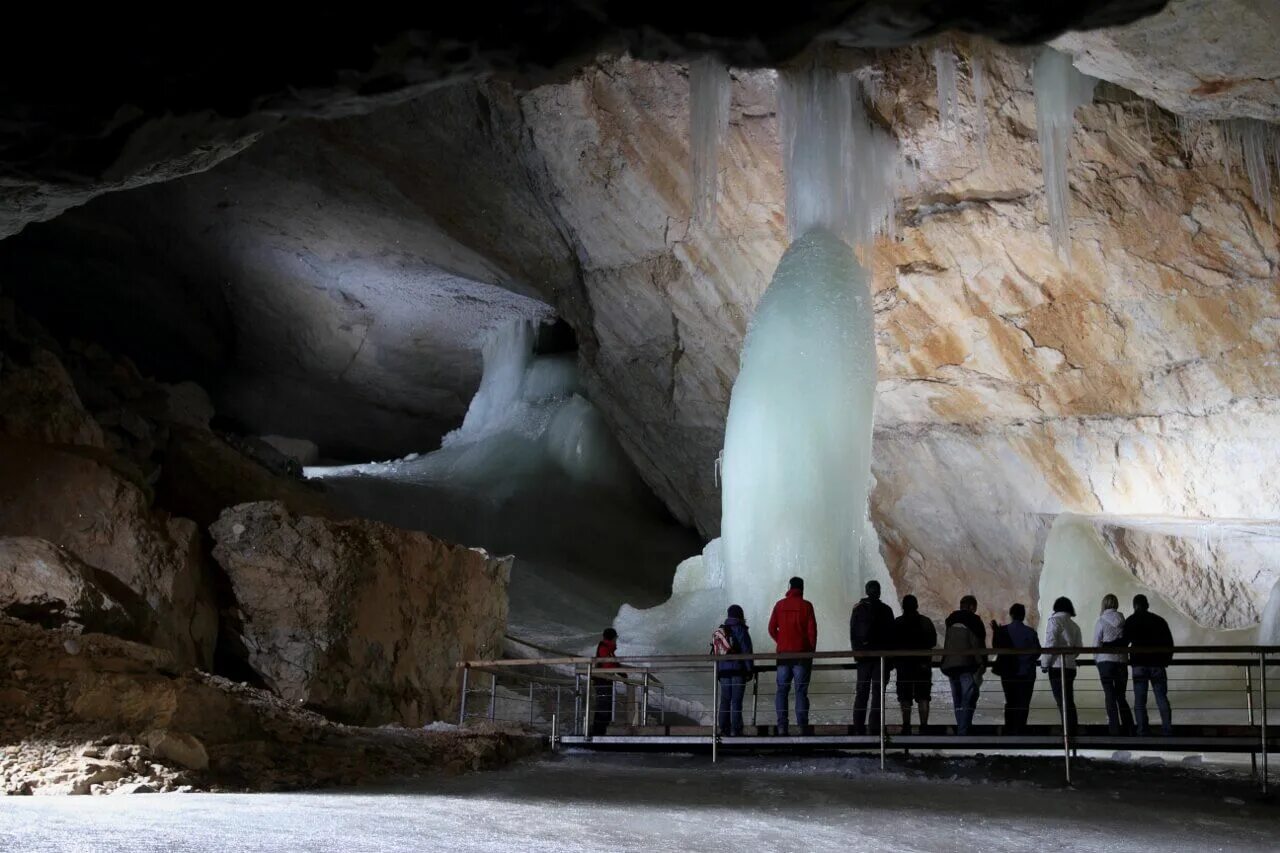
1033,48,1098,261
970,49,991,162
1219,118,1278,222
778,64,901,246
689,56,731,225
933,45,958,133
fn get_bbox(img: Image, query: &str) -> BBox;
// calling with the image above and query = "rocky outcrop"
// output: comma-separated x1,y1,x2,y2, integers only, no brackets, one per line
210,502,510,727
0,441,216,667
0,616,539,794
0,538,147,637
1055,0,1280,121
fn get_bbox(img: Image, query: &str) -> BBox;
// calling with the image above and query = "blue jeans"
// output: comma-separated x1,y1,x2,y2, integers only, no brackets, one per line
1097,661,1134,734
948,672,979,735
1132,665,1172,735
718,675,746,736
775,662,811,732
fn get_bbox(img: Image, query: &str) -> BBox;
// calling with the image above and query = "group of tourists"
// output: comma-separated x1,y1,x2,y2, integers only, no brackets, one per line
592,577,1178,737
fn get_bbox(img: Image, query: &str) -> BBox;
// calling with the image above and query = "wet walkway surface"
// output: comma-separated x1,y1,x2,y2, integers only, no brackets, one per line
2,752,1277,852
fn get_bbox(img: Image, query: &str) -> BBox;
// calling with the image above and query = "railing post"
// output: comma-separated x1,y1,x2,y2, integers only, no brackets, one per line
489,673,497,722
573,673,582,736
711,661,719,763
752,673,759,731
555,685,562,734
879,654,887,770
551,713,558,750
528,680,536,726
1260,650,1269,795
1247,662,1257,778
642,671,650,727
1060,654,1071,786
584,662,594,740
458,666,469,727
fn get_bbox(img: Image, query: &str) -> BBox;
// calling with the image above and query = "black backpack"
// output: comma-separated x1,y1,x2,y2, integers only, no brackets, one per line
851,602,875,650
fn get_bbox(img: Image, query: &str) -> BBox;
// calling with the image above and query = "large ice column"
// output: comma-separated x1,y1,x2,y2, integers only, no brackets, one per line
720,228,892,643
1033,48,1097,260
689,56,731,225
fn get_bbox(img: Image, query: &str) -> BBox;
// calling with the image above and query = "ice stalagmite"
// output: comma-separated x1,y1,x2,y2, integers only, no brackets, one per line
1033,48,1097,260
619,64,897,668
689,56,730,225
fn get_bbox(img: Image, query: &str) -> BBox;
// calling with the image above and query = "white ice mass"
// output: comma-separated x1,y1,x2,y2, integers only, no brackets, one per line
1033,48,1097,260
618,64,897,662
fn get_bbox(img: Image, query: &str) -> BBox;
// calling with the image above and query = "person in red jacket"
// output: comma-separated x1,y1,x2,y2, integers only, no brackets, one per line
591,628,619,736
768,577,817,735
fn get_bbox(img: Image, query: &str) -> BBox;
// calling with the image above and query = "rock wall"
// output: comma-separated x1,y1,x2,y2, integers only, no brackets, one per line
210,501,510,727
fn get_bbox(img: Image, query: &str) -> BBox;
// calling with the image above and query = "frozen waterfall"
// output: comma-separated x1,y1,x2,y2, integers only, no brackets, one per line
307,319,699,650
1033,48,1097,261
689,56,731,225
621,64,898,668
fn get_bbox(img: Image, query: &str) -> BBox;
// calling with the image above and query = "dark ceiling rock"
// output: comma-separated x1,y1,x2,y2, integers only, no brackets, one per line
1,3,1166,238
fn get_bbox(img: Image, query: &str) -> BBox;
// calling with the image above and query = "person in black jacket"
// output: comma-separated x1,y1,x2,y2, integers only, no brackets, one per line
1113,594,1175,735
891,595,937,734
850,580,895,735
940,595,987,735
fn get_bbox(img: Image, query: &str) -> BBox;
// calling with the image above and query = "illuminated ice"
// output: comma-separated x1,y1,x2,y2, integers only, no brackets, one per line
1033,48,1097,260
689,55,731,225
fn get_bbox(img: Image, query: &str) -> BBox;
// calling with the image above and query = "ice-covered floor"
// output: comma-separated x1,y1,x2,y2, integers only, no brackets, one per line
3,753,1276,852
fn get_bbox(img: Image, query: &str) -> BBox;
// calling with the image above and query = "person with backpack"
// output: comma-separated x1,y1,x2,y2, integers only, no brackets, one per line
768,576,817,736
712,604,754,736
940,595,987,735
850,580,895,735
1040,597,1082,737
891,594,937,735
1109,593,1175,736
1093,593,1134,735
591,628,620,736
990,603,1039,733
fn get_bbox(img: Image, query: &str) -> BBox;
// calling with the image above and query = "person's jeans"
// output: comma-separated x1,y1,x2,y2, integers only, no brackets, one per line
1000,675,1036,733
591,678,614,736
1097,661,1135,734
1132,665,1172,735
853,659,884,733
775,662,811,732
947,672,980,734
718,675,746,736
1047,667,1078,736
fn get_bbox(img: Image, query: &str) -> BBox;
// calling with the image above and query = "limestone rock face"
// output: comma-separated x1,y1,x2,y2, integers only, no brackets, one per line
0,442,216,667
0,537,143,636
210,501,511,727
1055,0,1280,121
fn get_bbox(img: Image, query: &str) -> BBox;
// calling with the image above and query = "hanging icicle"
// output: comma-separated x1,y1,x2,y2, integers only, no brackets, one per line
689,56,731,225
933,45,959,134
1219,118,1279,222
970,47,991,162
1033,48,1098,262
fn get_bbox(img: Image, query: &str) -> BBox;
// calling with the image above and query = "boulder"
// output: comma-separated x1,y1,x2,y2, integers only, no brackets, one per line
210,501,510,726
142,729,209,771
0,441,216,667
0,537,147,637
0,346,105,448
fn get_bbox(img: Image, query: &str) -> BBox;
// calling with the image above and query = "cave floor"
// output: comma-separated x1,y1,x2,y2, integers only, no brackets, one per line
2,752,1277,852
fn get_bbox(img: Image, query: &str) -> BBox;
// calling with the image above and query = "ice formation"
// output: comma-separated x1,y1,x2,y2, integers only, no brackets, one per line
307,319,698,649
777,64,901,246
689,56,731,225
1039,514,1258,712
969,49,991,160
933,46,958,134
1219,118,1278,222
1033,48,1097,261
619,64,897,669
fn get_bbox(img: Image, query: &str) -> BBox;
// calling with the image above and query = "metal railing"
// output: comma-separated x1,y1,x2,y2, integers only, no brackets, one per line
457,645,1279,790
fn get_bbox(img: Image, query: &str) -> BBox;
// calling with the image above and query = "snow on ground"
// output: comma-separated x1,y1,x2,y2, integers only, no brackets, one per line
2,752,1275,852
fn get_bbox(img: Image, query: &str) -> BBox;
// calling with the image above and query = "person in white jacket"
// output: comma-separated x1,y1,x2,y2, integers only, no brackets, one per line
1093,594,1134,735
1040,597,1082,736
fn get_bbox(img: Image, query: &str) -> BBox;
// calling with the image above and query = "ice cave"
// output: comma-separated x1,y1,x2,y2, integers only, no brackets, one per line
3,3,1280,850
